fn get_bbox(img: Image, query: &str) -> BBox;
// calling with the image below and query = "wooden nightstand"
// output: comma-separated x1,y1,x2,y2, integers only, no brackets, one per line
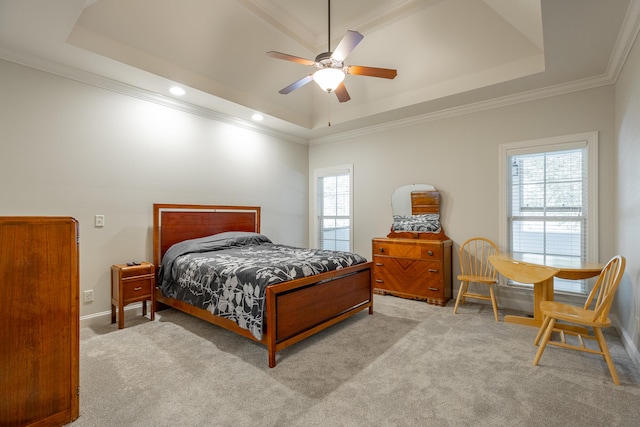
111,262,155,329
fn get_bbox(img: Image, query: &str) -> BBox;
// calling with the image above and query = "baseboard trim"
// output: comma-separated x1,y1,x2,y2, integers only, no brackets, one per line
613,315,640,375
80,302,147,329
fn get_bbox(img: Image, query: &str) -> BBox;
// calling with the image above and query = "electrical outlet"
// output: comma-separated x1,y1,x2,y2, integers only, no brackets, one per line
95,215,105,227
83,290,94,303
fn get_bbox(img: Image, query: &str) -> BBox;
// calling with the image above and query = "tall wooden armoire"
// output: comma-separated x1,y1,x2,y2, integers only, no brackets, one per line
0,217,80,426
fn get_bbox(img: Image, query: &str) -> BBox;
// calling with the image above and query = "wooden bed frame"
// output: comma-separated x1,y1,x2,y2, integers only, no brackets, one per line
153,203,374,368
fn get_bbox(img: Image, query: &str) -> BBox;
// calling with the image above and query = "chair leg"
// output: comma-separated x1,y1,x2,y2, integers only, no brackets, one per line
453,281,467,314
460,281,469,305
534,315,551,346
489,285,499,322
594,327,620,385
533,317,555,366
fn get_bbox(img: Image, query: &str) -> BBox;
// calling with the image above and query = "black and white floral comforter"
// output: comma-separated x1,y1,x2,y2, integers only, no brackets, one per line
392,213,441,233
158,232,367,340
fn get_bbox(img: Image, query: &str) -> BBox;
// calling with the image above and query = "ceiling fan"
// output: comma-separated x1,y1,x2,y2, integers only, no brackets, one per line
266,0,397,103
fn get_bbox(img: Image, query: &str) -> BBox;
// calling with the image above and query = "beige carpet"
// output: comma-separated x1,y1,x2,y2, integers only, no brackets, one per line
70,295,640,426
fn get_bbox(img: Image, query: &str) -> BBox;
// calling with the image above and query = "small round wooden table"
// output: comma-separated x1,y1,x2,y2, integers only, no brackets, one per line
488,253,604,328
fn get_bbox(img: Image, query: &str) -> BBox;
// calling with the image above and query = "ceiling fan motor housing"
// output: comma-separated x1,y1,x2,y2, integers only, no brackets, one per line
314,52,344,70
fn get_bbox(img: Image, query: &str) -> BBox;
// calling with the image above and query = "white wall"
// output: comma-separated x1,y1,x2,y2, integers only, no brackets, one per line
310,85,617,313
615,29,640,366
0,59,309,320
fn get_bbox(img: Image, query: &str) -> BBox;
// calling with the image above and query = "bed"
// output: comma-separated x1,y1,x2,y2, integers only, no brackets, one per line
153,203,374,368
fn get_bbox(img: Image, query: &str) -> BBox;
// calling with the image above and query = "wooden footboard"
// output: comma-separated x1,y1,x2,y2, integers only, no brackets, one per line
265,261,373,367
156,261,373,367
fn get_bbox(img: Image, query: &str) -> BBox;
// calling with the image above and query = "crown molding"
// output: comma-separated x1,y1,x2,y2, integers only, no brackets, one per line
0,46,620,149
0,49,309,146
308,73,615,146
607,0,640,82
3,0,639,149
309,0,640,145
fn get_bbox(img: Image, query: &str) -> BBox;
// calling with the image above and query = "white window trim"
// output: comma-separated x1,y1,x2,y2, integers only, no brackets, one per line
312,164,354,251
498,131,599,290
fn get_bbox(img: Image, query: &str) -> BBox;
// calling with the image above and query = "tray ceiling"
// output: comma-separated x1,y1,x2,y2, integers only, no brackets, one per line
0,0,636,142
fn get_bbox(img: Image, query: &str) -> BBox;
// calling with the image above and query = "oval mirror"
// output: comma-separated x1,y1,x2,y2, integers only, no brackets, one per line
391,184,436,217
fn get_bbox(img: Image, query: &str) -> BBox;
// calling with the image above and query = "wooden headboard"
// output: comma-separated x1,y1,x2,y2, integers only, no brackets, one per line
411,191,440,215
153,204,260,269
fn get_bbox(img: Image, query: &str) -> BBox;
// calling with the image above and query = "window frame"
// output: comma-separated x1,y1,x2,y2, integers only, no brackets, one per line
498,131,599,295
312,164,354,251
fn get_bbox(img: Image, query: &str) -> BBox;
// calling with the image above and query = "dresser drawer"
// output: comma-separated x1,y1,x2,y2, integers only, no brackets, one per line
422,278,446,300
374,257,440,292
373,241,442,260
373,256,441,279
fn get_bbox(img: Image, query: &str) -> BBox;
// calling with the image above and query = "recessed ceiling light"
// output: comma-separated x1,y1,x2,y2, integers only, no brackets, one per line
251,113,264,121
169,86,185,96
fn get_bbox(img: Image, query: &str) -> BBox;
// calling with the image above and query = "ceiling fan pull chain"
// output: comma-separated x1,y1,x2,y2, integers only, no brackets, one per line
328,95,331,127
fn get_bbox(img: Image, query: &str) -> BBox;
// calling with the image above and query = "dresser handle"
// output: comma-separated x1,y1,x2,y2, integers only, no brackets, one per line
375,263,384,266
427,250,433,256
376,279,384,283
134,286,142,291
428,269,439,273
378,247,385,253
428,287,439,291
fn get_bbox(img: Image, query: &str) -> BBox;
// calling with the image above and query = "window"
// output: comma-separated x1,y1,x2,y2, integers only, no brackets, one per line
499,132,598,294
313,165,353,251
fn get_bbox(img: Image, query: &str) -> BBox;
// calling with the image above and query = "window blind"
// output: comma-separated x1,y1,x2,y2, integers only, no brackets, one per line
508,147,588,294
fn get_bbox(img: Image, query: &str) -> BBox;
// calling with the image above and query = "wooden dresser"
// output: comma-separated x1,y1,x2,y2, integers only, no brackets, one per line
372,237,452,306
0,217,79,426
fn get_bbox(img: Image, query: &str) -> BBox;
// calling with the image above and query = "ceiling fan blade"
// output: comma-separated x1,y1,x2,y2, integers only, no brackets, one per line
334,82,351,103
346,65,397,79
279,75,314,94
331,30,364,62
266,51,315,66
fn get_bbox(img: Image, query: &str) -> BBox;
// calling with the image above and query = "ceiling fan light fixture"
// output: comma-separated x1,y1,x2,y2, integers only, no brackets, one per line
313,67,345,92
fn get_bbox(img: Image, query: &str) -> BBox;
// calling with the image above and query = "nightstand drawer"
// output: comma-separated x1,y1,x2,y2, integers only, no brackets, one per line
122,275,154,300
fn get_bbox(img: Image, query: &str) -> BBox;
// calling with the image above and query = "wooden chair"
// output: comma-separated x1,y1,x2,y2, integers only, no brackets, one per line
533,255,626,385
453,237,500,321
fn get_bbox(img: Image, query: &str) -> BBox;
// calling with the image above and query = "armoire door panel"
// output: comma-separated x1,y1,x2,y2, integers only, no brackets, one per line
0,217,79,426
